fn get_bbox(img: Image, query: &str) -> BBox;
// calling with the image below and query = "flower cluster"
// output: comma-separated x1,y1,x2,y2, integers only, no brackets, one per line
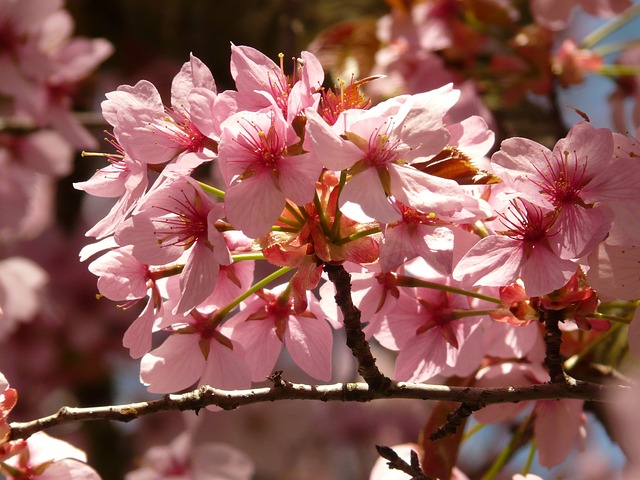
77,39,640,471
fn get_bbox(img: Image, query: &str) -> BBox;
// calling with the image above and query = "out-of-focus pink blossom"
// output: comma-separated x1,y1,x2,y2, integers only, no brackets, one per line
0,257,48,340
552,39,603,87
2,431,101,479
126,432,254,480
530,0,631,30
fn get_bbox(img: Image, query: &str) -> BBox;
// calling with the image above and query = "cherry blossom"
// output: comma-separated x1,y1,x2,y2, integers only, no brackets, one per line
226,284,334,381
139,307,251,399
375,283,485,383
218,106,321,238
126,432,254,480
492,122,639,259
115,177,232,314
453,199,578,297
1,431,100,479
101,54,218,167
229,44,323,121
305,84,470,224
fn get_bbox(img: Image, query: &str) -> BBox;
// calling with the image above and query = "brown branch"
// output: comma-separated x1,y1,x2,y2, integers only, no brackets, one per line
323,263,392,392
9,380,625,440
540,308,573,385
429,402,482,441
375,445,434,480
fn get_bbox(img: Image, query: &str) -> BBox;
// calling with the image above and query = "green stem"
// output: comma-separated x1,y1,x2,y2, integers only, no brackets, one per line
285,201,307,225
197,181,225,199
462,422,485,442
313,191,332,237
481,414,534,480
583,312,631,324
592,39,640,57
522,438,536,476
216,267,293,318
335,227,381,245
231,252,265,262
581,4,640,49
452,309,494,319
597,64,640,77
276,215,301,228
395,276,502,304
330,171,348,240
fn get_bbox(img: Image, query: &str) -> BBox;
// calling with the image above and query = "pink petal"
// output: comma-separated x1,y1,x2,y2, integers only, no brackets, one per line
140,334,204,393
40,458,101,480
340,167,400,223
285,316,333,381
123,297,158,359
304,108,364,171
550,203,613,259
394,331,447,383
224,172,286,238
174,241,221,314
535,399,584,467
276,153,322,205
200,340,252,393
587,243,640,300
231,319,282,381
453,235,524,289
389,163,465,214
520,245,577,296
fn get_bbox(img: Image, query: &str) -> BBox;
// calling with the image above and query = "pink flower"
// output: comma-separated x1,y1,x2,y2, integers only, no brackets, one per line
376,285,484,383
126,432,254,480
453,199,578,297
474,362,586,468
0,257,48,340
218,107,321,238
102,54,218,166
115,177,232,314
491,122,628,259
139,309,251,401
304,85,470,224
2,432,101,479
74,148,148,239
226,285,334,381
530,0,631,30
378,200,487,275
88,245,164,358
230,44,323,122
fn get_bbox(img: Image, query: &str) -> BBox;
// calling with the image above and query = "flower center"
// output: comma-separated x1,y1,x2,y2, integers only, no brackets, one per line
535,149,588,206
